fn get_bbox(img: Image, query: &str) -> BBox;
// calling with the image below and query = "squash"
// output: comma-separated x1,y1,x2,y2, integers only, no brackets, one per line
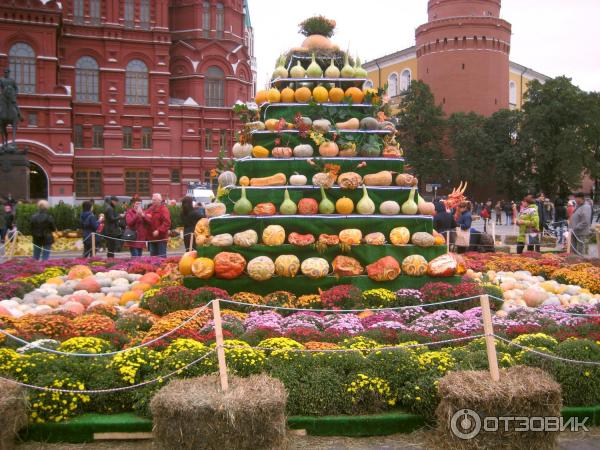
300,258,330,279
379,200,400,215
288,232,315,246
401,255,428,277
336,197,354,214
318,234,339,246
218,171,237,187
359,142,381,157
239,176,250,186
252,203,277,216
319,141,339,157
233,229,258,247
210,233,234,247
360,117,380,130
298,198,318,215
274,255,301,278
312,119,331,133
337,172,362,189
233,186,253,215
332,255,364,276
265,119,280,131
194,218,211,245
205,202,227,218
336,117,360,130
432,230,446,245
272,146,293,158
363,171,393,186
247,256,275,281
390,227,410,246
293,144,314,157
382,145,403,158
418,199,436,216
179,250,198,276
356,185,375,214
250,173,286,186
338,143,357,157
214,252,246,279
396,173,418,187
252,145,270,158
262,225,286,246
364,232,386,245
427,254,457,277
366,256,401,282
191,257,215,279
411,232,435,247
290,173,308,186
339,229,362,245
312,172,335,188
244,121,266,131
232,142,253,158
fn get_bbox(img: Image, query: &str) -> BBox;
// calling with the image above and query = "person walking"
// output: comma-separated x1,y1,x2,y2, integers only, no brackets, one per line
536,192,548,231
124,196,149,257
554,199,568,245
455,201,473,254
80,201,99,257
494,201,503,225
516,193,540,254
570,192,591,255
181,196,204,251
145,193,171,257
503,201,513,225
103,196,123,258
0,203,14,242
30,200,56,261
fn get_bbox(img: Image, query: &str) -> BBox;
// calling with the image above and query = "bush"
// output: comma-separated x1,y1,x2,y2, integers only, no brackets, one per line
551,339,600,406
320,285,362,309
367,348,420,394
140,286,203,315
361,288,396,309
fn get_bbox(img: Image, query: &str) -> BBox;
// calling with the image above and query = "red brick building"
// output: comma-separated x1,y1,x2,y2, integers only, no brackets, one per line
0,0,255,203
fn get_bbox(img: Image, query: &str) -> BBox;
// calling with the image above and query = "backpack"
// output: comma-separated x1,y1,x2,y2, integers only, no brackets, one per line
480,208,490,219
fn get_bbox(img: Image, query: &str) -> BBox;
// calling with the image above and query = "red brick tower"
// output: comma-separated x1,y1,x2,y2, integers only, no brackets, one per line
415,0,512,116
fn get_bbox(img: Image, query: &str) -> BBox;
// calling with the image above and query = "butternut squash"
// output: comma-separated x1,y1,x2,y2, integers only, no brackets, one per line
252,145,270,158
335,117,360,130
363,171,393,186
249,173,287,186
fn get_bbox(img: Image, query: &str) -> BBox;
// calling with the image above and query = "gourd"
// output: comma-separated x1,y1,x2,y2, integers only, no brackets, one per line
341,52,355,78
232,142,253,158
233,229,258,247
300,257,330,279
379,200,400,215
298,198,318,215
411,232,435,247
325,58,340,78
319,186,335,214
210,233,233,247
289,173,308,186
272,146,293,158
312,172,335,188
427,254,457,277
272,55,288,79
337,172,362,189
290,60,306,78
279,189,297,215
364,232,386,245
288,232,315,246
233,186,253,215
360,117,379,130
354,57,367,78
312,119,331,133
401,187,418,215
293,144,314,157
363,171,393,186
336,197,354,214
417,194,436,216
247,256,275,281
356,185,375,215
250,173,286,186
262,225,286,246
336,118,360,130
214,252,246,279
252,202,277,216
204,201,227,218
274,255,301,278
239,176,250,186
366,256,401,282
390,227,410,245
401,255,428,277
332,255,364,276
252,145,270,158
339,229,362,245
306,53,323,77
396,173,418,187
191,257,215,279
319,141,339,157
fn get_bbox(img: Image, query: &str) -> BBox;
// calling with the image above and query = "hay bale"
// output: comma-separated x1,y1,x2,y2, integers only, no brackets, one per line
150,374,287,450
433,366,562,450
0,380,27,450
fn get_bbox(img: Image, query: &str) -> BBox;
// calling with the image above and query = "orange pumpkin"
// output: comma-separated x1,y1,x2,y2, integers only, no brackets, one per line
318,234,339,246
272,146,293,158
339,229,362,245
140,272,161,285
335,197,354,214
298,198,318,215
366,256,401,282
191,257,215,279
75,277,101,293
319,141,339,157
120,290,142,306
288,232,315,246
432,230,446,245
332,255,364,276
131,282,153,293
252,203,277,216
214,252,246,279
344,87,364,104
67,265,93,280
179,250,198,276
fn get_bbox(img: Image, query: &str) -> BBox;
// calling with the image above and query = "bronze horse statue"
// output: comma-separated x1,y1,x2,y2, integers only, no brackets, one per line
0,68,21,150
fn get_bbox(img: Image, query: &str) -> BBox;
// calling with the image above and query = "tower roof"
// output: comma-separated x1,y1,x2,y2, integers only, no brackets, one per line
243,0,252,29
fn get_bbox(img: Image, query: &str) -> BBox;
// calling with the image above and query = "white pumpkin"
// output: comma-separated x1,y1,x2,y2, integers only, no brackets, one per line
210,233,234,247
218,171,237,187
293,144,314,157
300,257,330,279
379,200,400,215
233,229,258,247
289,173,308,186
247,256,275,281
205,202,226,218
232,142,253,158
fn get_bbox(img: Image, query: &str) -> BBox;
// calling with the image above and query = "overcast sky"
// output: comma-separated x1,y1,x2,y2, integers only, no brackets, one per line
248,0,600,93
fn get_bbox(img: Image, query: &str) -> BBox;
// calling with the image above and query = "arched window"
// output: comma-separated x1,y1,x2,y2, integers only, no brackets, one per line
9,43,36,93
216,3,224,39
125,59,148,104
363,79,373,90
509,80,517,105
202,2,210,38
205,66,224,107
75,56,99,102
387,73,398,97
400,69,411,92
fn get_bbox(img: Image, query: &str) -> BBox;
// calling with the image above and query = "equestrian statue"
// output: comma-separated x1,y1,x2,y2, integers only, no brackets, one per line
0,67,22,152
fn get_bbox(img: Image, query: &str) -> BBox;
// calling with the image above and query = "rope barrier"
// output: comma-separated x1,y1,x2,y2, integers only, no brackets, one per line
494,335,600,366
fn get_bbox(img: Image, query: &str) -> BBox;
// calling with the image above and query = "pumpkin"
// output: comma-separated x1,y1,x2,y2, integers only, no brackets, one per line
318,234,339,246
265,119,280,131
68,265,93,280
411,232,435,247
194,218,211,245
337,172,362,189
339,229,362,245
179,250,198,276
210,233,234,247
395,173,418,187
298,198,318,215
131,282,152,293
390,227,411,246
191,257,215,279
218,171,237,187
338,143,357,157
274,255,301,278
288,232,315,246
290,173,308,186
247,256,275,281
523,286,549,307
252,202,277,216
418,201,436,216
332,255,364,276
214,252,246,279
272,146,293,158
252,145,270,158
262,225,286,246
312,119,331,133
427,254,457,277
336,197,354,214
312,172,335,188
233,229,258,247
119,291,141,306
301,257,330,279
232,142,253,158
319,141,339,157
239,176,250,186
401,255,428,276
364,232,386,245
75,277,101,293
379,200,400,215
432,230,446,245
139,272,160,284
205,202,227,218
366,256,401,282
293,144,314,157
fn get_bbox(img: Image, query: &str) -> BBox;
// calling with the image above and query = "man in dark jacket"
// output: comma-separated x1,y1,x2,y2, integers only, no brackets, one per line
80,200,99,257
103,196,123,258
433,201,457,237
30,200,56,261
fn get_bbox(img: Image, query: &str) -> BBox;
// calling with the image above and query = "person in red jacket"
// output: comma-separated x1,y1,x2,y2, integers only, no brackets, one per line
145,193,171,257
124,195,149,257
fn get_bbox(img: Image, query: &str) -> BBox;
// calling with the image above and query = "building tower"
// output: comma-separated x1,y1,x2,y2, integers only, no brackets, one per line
415,0,512,116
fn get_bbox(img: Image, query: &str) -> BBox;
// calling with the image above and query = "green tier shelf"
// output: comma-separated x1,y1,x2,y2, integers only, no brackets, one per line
195,243,446,264
222,186,416,214
270,76,368,90
260,102,379,122
184,273,458,296
250,129,392,152
207,215,433,237
233,157,405,179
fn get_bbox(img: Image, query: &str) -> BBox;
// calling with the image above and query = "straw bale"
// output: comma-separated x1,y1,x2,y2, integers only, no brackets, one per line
0,380,27,450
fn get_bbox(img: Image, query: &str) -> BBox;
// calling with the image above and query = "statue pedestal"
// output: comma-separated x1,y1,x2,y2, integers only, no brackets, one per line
0,146,29,201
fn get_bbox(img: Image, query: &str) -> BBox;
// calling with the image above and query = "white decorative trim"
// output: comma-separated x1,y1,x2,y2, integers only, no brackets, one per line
37,56,59,61
100,68,126,72
149,71,171,75
74,155,206,160
15,139,74,156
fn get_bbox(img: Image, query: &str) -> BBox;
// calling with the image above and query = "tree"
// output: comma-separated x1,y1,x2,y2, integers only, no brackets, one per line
395,81,445,188
581,92,600,191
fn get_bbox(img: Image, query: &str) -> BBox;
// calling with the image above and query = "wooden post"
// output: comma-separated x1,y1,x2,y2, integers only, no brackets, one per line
446,230,450,253
480,295,500,382
566,231,572,254
91,233,96,257
212,299,229,391
6,231,18,260
491,222,496,248
188,232,194,252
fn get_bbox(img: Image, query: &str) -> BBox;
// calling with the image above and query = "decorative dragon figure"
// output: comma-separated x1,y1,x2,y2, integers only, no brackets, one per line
443,181,468,210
